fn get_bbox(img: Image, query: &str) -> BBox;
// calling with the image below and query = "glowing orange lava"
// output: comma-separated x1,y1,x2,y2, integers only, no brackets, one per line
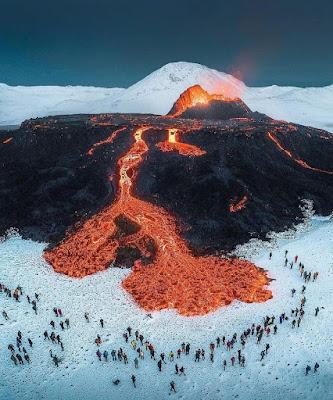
2,137,13,144
230,195,248,212
168,85,235,117
156,128,207,156
267,132,333,175
44,126,272,316
87,126,127,155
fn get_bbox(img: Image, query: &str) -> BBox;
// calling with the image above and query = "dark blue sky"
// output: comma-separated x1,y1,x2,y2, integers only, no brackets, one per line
0,0,332,87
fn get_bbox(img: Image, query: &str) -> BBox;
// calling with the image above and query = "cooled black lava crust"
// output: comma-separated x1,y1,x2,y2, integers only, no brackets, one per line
0,113,332,254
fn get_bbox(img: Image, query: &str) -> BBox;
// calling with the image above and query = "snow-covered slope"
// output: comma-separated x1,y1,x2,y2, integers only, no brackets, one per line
0,84,124,126
243,85,333,133
1,62,332,132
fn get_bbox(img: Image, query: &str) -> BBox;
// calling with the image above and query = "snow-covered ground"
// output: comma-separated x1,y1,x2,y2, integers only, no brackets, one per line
1,62,332,132
1,218,332,400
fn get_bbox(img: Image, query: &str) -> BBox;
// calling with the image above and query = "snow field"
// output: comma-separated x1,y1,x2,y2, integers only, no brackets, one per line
0,218,332,400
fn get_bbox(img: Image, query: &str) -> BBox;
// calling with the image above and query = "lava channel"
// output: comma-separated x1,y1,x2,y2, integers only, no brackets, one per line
44,126,272,316
267,131,333,175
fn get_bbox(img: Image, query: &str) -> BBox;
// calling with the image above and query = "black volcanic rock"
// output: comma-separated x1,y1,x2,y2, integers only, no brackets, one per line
0,111,332,255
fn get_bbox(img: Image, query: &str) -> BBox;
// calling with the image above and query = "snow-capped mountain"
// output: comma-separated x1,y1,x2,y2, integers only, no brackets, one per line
1,62,332,132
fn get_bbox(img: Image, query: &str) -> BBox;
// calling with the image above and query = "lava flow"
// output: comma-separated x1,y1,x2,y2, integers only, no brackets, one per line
267,131,333,175
44,126,272,316
230,195,248,213
87,126,127,155
156,128,206,156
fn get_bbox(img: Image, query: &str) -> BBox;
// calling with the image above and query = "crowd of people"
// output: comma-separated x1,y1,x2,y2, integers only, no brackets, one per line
1,249,324,394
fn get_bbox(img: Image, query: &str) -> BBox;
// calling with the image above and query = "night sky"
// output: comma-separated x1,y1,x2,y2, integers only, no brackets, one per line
0,0,332,87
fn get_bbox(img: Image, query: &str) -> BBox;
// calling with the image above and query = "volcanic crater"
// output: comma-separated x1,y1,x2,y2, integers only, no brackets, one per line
1,85,333,315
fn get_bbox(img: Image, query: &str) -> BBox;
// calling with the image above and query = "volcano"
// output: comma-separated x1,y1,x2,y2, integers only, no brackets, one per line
168,84,254,120
1,86,332,315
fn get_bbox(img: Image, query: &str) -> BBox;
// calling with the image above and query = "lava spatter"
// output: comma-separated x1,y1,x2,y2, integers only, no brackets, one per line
44,126,272,316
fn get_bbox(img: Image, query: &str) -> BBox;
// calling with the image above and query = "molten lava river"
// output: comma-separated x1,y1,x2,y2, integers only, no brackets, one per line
44,127,272,316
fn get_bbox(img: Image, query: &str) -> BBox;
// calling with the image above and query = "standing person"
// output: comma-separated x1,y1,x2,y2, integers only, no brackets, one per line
179,366,186,376
269,252,272,260
314,362,319,372
305,365,311,375
175,364,179,375
265,343,270,354
231,356,235,367
65,318,70,328
131,375,136,388
315,307,320,316
237,349,241,364
134,357,139,368
157,359,162,372
2,310,9,320
223,359,227,370
170,381,176,393
84,312,89,322
103,350,108,361
100,319,104,328
96,350,102,361
16,354,24,365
